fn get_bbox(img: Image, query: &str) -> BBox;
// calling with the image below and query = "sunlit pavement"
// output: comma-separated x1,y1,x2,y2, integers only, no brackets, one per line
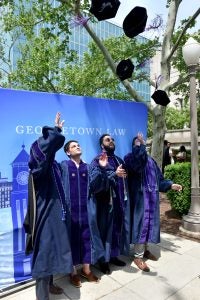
2,232,200,300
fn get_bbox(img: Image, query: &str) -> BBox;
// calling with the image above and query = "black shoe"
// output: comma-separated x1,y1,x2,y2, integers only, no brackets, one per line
110,257,126,267
99,262,111,274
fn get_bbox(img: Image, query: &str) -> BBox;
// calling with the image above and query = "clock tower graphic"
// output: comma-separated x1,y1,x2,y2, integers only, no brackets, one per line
10,144,31,282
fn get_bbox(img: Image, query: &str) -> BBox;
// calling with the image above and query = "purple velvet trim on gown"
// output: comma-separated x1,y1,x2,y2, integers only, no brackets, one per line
30,140,67,221
67,160,92,265
139,157,158,243
29,128,73,278
52,162,67,220
107,156,124,257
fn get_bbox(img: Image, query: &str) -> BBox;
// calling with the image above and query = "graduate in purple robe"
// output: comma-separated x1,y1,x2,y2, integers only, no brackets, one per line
24,113,73,300
60,140,99,287
88,134,130,275
124,133,182,272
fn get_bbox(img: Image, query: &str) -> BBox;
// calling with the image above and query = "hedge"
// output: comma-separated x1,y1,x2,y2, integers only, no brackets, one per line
164,162,191,215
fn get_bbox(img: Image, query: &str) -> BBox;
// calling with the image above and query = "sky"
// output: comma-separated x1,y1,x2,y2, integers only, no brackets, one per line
109,0,200,36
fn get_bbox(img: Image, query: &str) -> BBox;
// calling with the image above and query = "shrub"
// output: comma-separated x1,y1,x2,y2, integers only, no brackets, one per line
164,162,191,215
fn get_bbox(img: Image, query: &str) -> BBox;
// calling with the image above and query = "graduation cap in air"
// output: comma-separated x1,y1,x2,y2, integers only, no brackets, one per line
89,0,121,21
116,59,134,81
123,6,148,38
151,90,170,106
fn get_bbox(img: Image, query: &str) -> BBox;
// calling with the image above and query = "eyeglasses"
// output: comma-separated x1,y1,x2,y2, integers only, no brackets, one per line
104,137,115,142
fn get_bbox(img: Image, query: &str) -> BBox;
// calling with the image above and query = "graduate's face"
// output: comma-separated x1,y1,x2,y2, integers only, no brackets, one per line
101,135,115,152
67,142,82,157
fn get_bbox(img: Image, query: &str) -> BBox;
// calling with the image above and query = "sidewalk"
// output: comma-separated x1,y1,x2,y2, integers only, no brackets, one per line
1,232,200,300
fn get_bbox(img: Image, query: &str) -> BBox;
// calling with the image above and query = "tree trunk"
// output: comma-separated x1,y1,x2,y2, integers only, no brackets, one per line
151,105,166,167
151,0,181,168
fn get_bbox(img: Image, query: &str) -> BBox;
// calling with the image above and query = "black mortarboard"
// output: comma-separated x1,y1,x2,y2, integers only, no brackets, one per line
116,59,134,81
151,90,170,106
89,0,121,21
123,6,148,38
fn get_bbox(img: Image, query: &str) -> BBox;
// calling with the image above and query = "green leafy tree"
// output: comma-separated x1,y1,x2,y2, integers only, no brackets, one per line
165,107,190,130
0,0,77,89
9,30,78,92
58,35,159,98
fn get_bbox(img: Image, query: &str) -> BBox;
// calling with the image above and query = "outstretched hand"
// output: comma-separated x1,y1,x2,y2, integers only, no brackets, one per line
55,112,65,129
116,164,127,178
137,132,146,145
134,132,146,146
171,184,182,192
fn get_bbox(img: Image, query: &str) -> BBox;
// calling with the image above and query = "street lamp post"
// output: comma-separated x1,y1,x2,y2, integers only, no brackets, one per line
180,37,200,237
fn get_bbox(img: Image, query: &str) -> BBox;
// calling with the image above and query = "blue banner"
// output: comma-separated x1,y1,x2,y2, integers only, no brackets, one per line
0,88,148,289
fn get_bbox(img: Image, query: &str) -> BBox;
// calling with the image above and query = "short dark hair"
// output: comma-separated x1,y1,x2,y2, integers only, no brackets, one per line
132,136,138,147
164,140,168,146
99,133,110,147
179,145,186,152
64,140,78,153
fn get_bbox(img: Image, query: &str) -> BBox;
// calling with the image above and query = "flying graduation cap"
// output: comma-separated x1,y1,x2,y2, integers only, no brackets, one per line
116,59,134,81
151,90,170,106
89,0,121,21
123,6,148,38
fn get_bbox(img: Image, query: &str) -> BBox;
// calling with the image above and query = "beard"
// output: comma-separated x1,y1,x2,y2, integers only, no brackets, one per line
103,144,115,155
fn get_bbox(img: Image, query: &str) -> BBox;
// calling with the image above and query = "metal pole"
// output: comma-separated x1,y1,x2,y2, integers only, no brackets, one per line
189,66,200,191
181,65,200,235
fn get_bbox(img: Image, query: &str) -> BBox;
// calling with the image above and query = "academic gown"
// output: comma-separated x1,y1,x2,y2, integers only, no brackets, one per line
124,144,173,244
60,159,95,265
25,126,73,278
88,154,130,263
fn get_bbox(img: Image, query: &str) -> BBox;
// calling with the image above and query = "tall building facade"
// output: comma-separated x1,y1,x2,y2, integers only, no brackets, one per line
69,20,151,102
